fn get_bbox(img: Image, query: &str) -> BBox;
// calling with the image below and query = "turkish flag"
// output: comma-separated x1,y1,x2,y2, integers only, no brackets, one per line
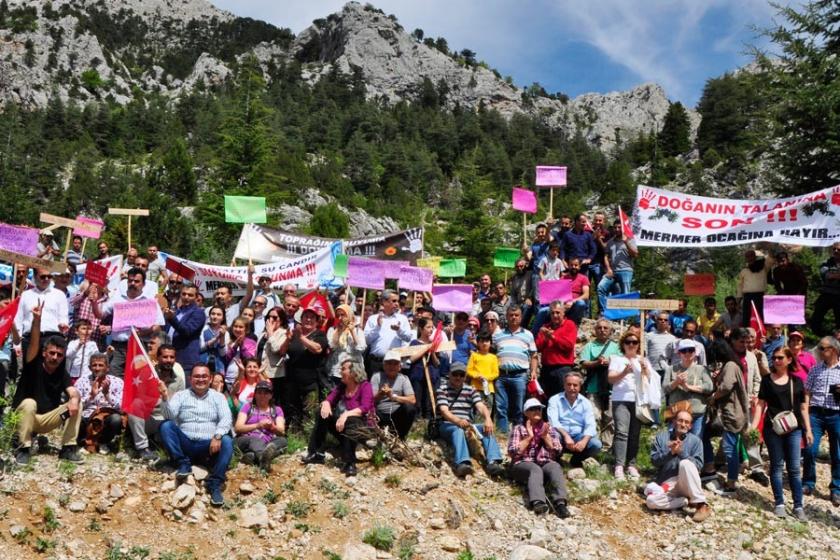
619,207,635,240
749,300,766,340
0,297,20,346
121,328,160,419
429,321,444,354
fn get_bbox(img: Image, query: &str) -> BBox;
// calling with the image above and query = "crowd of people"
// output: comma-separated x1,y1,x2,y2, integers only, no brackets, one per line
1,216,839,520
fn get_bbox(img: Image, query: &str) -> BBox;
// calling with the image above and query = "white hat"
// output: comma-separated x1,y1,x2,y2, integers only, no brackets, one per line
383,350,401,362
523,398,545,411
677,339,696,351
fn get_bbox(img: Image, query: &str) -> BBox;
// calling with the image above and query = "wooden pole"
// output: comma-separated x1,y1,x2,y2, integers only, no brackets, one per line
247,223,252,265
423,355,438,417
359,288,368,328
549,189,554,221
10,263,17,299
81,238,87,258
639,309,646,358
127,216,132,253
63,227,72,261
522,213,527,247
504,270,508,284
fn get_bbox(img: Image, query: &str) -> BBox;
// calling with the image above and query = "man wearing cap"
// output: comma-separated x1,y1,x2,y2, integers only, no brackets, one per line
364,289,413,375
482,311,501,336
14,267,70,359
646,409,711,521
252,274,280,311
37,230,61,261
436,362,504,478
371,350,416,439
662,340,713,436
547,371,602,466
508,398,570,517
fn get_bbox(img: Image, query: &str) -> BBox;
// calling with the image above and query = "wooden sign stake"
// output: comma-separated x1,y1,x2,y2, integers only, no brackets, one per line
108,208,150,253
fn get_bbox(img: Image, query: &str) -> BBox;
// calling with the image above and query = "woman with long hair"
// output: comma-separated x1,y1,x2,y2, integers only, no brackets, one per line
224,316,257,388
750,346,812,519
231,357,268,410
234,379,286,469
608,331,657,480
200,305,228,373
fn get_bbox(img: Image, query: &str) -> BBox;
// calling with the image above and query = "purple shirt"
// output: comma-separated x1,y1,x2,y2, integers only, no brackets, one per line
327,380,374,423
239,403,284,444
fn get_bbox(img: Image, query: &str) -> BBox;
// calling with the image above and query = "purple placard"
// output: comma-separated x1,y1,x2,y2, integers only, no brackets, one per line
112,299,160,332
381,260,409,279
763,295,806,325
346,257,386,290
535,166,567,187
398,265,433,292
512,187,537,214
431,284,473,312
539,279,574,303
0,223,39,257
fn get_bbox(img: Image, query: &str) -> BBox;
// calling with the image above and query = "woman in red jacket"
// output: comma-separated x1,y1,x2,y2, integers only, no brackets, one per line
535,302,578,399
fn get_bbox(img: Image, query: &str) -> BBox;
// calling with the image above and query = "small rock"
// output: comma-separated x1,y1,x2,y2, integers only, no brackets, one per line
567,468,586,480
67,501,87,513
429,517,446,530
9,525,27,538
239,481,255,495
170,485,196,510
173,509,184,521
582,457,600,469
95,500,111,514
161,480,177,492
124,496,141,508
191,466,208,482
579,479,601,493
109,485,124,500
492,518,504,531
342,543,379,560
529,527,550,547
509,544,554,560
239,502,269,528
438,535,461,552
445,499,464,529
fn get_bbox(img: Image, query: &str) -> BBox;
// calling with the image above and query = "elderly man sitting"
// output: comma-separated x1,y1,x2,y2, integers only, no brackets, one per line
645,409,711,522
546,371,602,467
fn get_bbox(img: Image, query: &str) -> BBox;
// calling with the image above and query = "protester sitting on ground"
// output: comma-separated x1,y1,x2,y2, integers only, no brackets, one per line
608,330,657,480
326,304,366,380
231,357,268,410
466,330,499,411
508,398,570,518
751,346,811,520
12,302,83,465
224,316,257,388
200,305,228,374
371,350,417,440
662,340,713,436
75,352,124,453
303,360,373,477
547,371,602,467
645,409,711,522
535,302,577,399
285,306,328,428
127,344,186,462
802,336,840,505
65,319,101,381
234,379,286,469
159,364,233,507
407,317,450,419
436,362,505,478
579,319,620,449
788,331,815,382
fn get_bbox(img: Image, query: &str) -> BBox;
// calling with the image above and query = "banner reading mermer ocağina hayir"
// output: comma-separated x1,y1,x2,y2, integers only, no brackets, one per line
631,185,840,247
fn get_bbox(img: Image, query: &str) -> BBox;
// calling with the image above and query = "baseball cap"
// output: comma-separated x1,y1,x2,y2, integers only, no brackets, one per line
789,331,804,340
677,339,696,352
383,350,401,362
484,311,500,321
450,362,467,374
255,380,272,392
524,398,545,411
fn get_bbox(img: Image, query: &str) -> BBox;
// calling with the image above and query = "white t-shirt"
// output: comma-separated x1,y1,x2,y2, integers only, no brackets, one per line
608,355,656,403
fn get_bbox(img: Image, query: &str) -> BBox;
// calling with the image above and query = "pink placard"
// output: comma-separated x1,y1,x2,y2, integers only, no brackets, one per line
539,279,574,303
535,166,567,187
512,187,537,214
763,295,805,325
398,265,433,292
0,223,39,256
73,216,104,239
112,299,160,331
381,260,409,279
346,257,386,290
431,284,473,312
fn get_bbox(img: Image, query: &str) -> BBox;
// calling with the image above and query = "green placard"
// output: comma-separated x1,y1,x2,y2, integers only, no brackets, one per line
493,247,520,269
224,195,267,223
437,258,467,278
333,254,348,277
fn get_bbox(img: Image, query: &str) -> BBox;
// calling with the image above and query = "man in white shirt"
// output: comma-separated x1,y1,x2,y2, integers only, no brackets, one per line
14,267,69,357
364,290,412,374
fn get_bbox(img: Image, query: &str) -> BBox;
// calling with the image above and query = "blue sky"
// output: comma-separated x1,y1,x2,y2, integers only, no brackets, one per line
213,0,790,108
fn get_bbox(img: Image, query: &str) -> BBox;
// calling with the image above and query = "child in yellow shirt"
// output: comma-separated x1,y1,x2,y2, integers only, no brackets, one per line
467,331,499,410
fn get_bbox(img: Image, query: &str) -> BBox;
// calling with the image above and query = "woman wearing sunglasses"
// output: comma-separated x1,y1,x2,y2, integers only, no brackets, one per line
608,331,656,480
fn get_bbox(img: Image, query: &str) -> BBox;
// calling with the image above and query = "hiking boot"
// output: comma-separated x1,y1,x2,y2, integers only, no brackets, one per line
15,447,31,465
832,494,840,507
342,463,358,477
260,443,282,470
802,486,813,496
486,461,505,478
241,452,256,465
454,462,474,478
301,452,325,465
553,502,571,519
692,503,711,522
749,470,770,487
208,487,224,507
531,501,549,515
58,446,84,464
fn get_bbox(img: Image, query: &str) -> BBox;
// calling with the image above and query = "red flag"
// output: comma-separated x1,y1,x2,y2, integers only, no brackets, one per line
121,328,160,419
429,320,444,354
619,207,635,240
299,290,334,323
0,297,20,346
749,300,766,340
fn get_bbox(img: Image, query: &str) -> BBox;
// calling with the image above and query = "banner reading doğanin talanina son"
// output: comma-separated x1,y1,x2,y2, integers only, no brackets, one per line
632,184,840,247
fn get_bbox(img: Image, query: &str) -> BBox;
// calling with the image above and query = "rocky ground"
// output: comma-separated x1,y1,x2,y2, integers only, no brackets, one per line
0,431,838,560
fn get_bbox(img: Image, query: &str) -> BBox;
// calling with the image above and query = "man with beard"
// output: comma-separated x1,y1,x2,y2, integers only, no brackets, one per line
561,258,590,325
768,250,808,297
127,344,186,462
508,258,535,328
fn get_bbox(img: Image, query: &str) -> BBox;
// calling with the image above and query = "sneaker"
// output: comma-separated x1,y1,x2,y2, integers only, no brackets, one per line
793,507,807,521
614,465,625,480
749,470,770,487
208,487,224,507
627,466,641,480
773,505,787,518
58,446,84,464
15,447,31,465
454,462,474,478
553,502,571,519
138,448,158,463
716,483,737,497
692,503,711,523
531,501,549,515
260,443,282,470
301,452,325,465
175,465,192,482
486,461,505,478
241,452,256,465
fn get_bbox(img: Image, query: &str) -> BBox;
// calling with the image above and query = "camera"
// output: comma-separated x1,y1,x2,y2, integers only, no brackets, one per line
671,432,687,442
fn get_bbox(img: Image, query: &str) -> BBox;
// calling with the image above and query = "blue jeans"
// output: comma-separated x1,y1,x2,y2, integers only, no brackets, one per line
803,407,840,496
566,300,589,325
588,263,603,289
597,270,634,313
567,434,602,465
690,414,704,437
721,431,742,483
159,421,234,491
764,427,803,508
439,421,502,465
495,372,527,433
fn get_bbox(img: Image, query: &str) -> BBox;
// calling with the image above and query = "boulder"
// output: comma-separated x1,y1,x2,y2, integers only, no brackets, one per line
170,485,196,510
509,545,554,560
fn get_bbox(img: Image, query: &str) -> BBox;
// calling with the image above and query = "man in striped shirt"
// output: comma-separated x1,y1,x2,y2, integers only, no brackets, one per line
493,306,538,433
159,364,233,507
803,337,840,505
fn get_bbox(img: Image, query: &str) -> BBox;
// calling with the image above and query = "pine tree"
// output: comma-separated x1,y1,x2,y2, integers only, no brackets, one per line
658,102,691,157
445,152,498,274
308,203,349,238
